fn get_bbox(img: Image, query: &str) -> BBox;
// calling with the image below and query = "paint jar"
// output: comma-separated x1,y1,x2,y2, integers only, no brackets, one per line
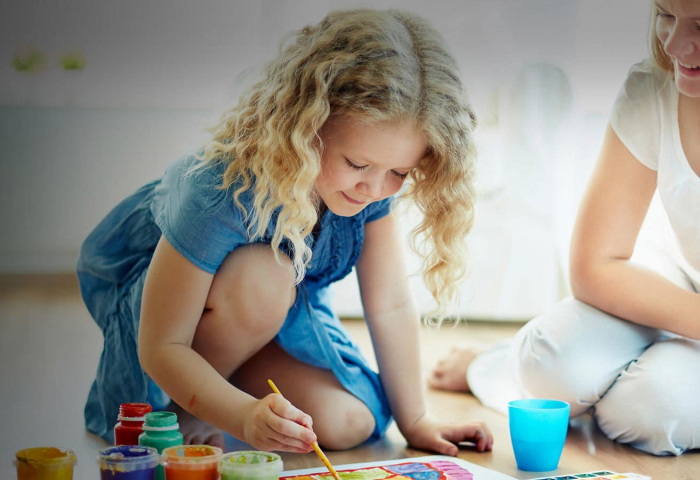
161,445,223,480
138,412,183,480
14,447,77,480
219,451,283,480
97,445,159,480
115,403,153,446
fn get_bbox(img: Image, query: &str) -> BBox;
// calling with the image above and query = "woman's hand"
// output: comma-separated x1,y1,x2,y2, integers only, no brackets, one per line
241,393,317,453
401,414,493,456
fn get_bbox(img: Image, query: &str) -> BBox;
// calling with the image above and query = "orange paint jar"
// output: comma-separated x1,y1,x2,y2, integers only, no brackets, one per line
161,445,222,480
14,447,77,480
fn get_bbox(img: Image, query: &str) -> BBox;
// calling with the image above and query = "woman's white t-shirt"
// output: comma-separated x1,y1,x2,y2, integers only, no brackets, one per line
610,59,700,280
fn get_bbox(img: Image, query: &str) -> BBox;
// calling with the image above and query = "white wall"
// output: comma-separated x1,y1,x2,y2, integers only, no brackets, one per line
0,0,651,319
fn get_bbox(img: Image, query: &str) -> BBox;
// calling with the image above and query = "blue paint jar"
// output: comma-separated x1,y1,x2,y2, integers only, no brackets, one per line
98,445,160,480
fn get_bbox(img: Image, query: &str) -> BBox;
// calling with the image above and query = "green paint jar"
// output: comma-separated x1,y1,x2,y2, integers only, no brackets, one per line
138,412,183,480
219,451,283,480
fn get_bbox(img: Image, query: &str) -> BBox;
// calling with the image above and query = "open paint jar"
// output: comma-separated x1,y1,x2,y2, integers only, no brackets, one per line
14,447,77,480
161,445,222,480
98,445,159,480
219,451,283,480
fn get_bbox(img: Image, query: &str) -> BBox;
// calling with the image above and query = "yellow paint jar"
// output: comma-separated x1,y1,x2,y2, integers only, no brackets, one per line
14,447,77,480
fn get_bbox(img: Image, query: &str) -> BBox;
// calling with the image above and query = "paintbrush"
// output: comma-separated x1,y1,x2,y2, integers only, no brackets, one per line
267,379,342,480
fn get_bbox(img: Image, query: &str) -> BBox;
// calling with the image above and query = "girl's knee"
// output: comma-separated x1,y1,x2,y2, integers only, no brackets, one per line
314,401,375,451
204,245,297,336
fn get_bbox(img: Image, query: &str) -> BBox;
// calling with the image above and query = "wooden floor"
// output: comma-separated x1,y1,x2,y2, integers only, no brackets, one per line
0,275,697,479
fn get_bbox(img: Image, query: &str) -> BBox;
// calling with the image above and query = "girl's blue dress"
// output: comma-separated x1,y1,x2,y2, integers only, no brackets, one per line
77,153,393,443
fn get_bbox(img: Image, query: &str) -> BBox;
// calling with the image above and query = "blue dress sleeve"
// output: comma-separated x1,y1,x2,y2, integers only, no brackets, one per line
152,155,250,274
363,196,395,223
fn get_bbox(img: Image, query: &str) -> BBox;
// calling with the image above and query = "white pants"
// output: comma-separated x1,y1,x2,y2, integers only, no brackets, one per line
469,234,700,456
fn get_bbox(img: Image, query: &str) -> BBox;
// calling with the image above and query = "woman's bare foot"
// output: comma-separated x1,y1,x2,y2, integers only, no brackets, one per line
167,402,226,449
428,343,487,392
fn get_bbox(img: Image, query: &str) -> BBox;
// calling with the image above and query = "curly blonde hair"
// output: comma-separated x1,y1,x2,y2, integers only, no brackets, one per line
196,9,477,317
649,4,674,72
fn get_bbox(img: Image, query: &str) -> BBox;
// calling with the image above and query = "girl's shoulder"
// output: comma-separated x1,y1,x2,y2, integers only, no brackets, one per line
158,152,254,212
152,153,253,274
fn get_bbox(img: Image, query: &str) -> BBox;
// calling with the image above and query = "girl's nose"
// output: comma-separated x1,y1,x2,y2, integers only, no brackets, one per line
357,175,384,200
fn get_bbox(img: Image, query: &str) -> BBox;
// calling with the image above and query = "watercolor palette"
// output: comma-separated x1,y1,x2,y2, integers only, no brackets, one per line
531,472,650,480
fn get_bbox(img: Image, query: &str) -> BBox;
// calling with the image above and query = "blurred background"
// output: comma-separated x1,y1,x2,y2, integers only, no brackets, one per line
0,0,655,320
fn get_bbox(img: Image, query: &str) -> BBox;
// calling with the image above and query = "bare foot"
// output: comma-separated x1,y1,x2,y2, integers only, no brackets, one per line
428,343,487,392
167,402,226,449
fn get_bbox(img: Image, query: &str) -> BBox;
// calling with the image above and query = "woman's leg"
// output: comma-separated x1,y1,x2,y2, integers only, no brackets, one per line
593,336,700,455
510,297,663,417
514,228,698,418
431,297,664,416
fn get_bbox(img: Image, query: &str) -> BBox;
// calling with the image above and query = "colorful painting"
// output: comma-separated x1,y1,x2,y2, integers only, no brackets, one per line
280,456,516,480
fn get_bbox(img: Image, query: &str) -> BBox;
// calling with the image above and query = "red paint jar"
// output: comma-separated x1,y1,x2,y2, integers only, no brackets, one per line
114,403,152,446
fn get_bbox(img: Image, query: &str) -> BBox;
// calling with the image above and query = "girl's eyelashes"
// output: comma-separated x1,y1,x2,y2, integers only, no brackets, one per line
345,157,368,171
344,156,409,179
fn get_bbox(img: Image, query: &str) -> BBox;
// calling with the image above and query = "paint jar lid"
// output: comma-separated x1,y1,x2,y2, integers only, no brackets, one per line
219,451,283,478
98,446,160,472
142,411,180,431
118,403,152,422
14,447,77,469
161,445,223,471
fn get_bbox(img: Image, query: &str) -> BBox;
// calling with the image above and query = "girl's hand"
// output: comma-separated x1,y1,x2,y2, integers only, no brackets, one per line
242,393,317,453
401,414,493,456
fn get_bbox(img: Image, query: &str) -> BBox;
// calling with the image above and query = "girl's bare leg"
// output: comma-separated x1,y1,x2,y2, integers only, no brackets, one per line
232,341,376,450
168,244,374,450
168,244,297,447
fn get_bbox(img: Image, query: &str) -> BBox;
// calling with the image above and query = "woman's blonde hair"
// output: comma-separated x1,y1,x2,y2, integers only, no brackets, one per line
197,9,477,318
649,4,674,72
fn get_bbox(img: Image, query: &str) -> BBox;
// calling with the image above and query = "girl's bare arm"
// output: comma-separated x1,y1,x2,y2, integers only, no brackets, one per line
356,212,492,454
138,236,314,452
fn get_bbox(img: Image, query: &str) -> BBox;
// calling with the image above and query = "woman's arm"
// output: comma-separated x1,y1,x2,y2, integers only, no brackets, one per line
138,236,314,452
570,124,700,339
356,212,492,455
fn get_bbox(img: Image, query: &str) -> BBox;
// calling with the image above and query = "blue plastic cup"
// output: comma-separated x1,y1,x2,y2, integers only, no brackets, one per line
508,399,570,472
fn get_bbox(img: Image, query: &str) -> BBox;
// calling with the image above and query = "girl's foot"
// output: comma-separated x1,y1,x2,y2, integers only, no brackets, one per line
428,343,487,392
167,402,226,449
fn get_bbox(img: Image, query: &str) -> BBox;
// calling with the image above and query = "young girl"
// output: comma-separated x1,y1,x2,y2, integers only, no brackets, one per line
77,8,493,454
430,0,700,457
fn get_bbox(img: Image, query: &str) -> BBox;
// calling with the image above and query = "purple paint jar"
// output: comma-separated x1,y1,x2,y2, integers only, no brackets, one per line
98,445,159,480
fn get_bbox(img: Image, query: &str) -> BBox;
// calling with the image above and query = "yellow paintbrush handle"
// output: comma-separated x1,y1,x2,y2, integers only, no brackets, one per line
267,379,341,480
312,443,341,480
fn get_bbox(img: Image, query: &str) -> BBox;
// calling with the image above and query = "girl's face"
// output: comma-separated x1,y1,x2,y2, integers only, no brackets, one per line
315,116,426,217
655,0,700,97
